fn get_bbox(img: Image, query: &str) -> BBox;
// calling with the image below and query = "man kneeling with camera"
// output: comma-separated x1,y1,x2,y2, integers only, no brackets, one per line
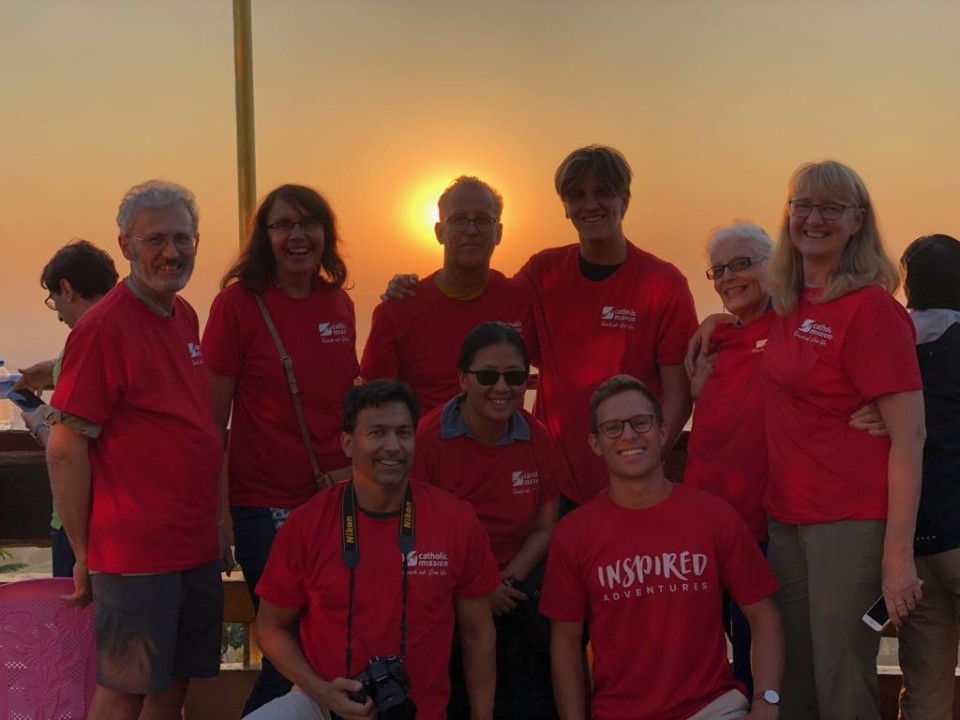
248,379,500,720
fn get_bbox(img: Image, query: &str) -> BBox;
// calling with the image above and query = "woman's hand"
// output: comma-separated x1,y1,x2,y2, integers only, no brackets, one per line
489,578,527,617
849,402,888,436
689,351,716,401
684,313,736,377
881,554,922,627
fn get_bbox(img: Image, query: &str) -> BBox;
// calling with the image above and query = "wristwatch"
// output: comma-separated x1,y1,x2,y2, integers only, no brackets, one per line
754,689,780,705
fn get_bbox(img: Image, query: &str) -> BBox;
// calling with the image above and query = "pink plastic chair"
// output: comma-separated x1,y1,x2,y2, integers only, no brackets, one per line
0,577,96,719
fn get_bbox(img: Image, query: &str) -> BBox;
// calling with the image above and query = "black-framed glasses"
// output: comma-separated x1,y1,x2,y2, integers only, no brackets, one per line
464,369,529,387
445,215,498,232
706,256,766,280
44,294,58,311
133,234,198,251
267,219,324,234
788,200,859,221
595,414,656,439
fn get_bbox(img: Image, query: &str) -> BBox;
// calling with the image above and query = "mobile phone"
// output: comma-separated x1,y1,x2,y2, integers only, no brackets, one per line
862,579,924,632
5,388,44,411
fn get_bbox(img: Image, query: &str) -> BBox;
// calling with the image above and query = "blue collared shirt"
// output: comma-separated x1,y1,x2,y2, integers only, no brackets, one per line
439,393,530,446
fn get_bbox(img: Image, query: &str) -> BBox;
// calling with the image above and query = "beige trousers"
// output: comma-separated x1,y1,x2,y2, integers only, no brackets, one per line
768,518,885,720
897,547,960,719
686,689,750,719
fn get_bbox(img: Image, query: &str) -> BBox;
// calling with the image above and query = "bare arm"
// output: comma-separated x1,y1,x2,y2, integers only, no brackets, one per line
256,600,374,719
456,594,496,720
550,619,586,720
876,390,925,626
45,423,92,605
740,597,783,719
659,363,692,454
209,372,237,573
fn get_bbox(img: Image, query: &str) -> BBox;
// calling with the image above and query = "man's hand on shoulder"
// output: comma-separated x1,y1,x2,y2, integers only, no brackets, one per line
310,676,375,720
380,274,419,302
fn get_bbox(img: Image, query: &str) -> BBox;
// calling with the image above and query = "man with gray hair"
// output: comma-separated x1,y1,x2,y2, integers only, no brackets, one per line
361,175,534,413
46,180,227,719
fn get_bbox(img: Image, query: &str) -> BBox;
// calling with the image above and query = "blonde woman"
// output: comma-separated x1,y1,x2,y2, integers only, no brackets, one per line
762,161,924,719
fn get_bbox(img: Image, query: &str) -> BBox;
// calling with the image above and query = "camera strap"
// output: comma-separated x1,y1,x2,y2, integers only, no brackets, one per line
341,482,415,675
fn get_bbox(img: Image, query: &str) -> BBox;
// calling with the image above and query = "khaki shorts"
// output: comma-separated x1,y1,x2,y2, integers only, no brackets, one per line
91,560,223,694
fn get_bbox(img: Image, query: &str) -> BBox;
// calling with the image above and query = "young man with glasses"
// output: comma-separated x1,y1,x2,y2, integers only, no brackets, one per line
44,181,229,720
361,176,534,413
540,375,784,720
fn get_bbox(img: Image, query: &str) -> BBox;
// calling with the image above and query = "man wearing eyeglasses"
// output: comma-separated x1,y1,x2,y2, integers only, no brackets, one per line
44,180,229,720
540,375,784,720
361,176,534,413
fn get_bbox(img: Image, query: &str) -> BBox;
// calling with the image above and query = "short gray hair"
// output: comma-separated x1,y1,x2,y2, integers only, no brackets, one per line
705,221,773,259
437,176,504,220
117,180,199,236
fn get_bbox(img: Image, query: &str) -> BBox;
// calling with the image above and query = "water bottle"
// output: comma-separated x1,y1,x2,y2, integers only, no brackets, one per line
0,361,18,431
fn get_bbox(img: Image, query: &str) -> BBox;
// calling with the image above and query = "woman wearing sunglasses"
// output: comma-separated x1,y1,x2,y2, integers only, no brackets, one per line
413,321,564,719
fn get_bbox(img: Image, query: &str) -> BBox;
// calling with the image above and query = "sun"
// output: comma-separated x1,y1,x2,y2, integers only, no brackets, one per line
401,176,450,248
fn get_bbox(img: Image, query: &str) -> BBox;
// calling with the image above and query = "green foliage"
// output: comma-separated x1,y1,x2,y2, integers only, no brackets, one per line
0,547,28,574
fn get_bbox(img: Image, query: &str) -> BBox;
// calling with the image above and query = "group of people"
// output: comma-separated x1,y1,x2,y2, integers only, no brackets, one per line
10,144,958,720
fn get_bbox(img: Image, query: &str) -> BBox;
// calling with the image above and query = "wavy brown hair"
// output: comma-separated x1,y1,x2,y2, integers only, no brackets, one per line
768,161,898,316
221,184,347,293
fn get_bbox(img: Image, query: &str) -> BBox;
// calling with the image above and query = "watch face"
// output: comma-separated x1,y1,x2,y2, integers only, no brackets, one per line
762,689,780,704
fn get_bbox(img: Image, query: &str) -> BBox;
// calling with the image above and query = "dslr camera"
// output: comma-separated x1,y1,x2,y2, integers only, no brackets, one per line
348,655,415,718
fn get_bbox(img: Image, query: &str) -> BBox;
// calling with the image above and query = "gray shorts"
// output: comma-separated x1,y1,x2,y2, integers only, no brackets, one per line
90,560,224,694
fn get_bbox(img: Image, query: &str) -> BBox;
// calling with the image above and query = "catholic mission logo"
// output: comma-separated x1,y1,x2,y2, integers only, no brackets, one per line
751,338,768,354
318,321,350,344
405,550,449,577
597,550,710,603
794,318,834,346
600,305,637,330
511,470,539,495
187,342,203,366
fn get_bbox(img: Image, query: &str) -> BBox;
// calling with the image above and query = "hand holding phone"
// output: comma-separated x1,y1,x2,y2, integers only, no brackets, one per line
5,388,44,412
862,579,924,631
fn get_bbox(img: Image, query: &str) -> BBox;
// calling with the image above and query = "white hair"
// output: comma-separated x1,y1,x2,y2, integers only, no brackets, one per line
705,221,774,259
116,180,199,236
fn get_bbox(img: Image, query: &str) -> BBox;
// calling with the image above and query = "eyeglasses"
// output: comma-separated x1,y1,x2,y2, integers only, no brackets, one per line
706,256,766,280
133,234,198,251
464,369,529,387
44,294,58,310
445,215,498,232
266,219,324,234
788,200,859,221
595,414,656,439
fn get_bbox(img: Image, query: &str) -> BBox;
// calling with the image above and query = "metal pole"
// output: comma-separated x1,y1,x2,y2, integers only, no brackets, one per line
233,0,257,246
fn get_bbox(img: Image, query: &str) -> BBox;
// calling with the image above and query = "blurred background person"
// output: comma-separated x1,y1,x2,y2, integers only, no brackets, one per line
201,184,358,715
413,321,562,719
16,239,118,577
896,234,960,719
762,161,924,719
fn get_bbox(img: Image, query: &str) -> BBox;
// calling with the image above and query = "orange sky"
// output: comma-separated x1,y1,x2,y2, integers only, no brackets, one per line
3,1,960,371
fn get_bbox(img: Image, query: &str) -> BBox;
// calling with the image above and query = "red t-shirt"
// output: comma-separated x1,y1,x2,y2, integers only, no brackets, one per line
517,243,698,504
360,270,535,414
201,283,359,508
684,311,774,541
257,482,500,720
51,283,220,574
762,285,922,524
412,400,563,568
539,484,777,720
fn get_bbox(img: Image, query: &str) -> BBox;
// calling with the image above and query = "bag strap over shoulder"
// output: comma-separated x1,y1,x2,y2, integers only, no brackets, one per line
253,293,330,489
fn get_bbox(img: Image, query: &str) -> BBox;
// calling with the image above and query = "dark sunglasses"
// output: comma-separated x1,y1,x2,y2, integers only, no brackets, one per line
464,369,529,387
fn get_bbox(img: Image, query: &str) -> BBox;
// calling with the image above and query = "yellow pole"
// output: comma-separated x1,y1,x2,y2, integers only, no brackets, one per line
233,0,257,246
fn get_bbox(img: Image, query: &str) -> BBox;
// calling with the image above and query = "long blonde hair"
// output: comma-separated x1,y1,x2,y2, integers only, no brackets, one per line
768,161,899,316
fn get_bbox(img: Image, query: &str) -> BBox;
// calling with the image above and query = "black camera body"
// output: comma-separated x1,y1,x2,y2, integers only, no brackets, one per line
348,655,413,715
